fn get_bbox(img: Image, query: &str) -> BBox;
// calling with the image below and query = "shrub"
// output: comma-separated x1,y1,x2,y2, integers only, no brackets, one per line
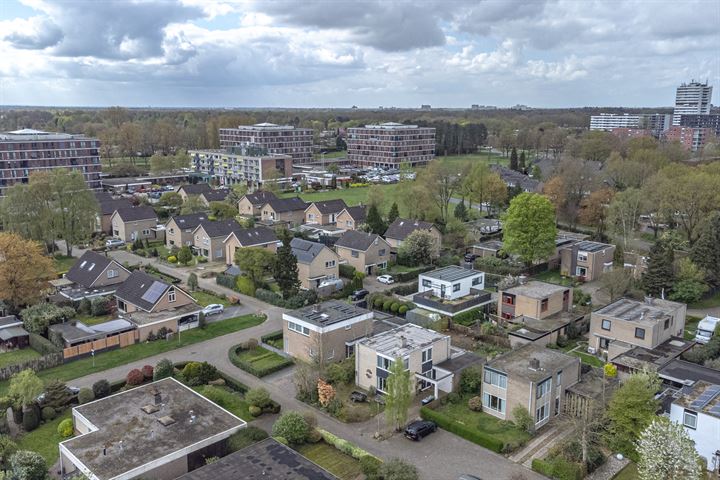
167,255,177,263
78,388,94,405
453,307,484,326
245,388,271,409
271,411,309,445
90,296,111,316
141,365,154,380
373,297,384,308
42,380,73,411
360,455,382,479
249,406,262,417
244,338,259,350
21,406,39,432
339,264,356,278
91,379,110,399
378,458,419,480
512,405,534,433
306,428,322,443
325,358,355,385
302,411,318,429
126,369,144,386
420,407,504,453
531,457,583,480
78,298,91,315
446,392,460,404
154,358,174,380
41,407,56,421
398,305,408,315
236,276,256,296
227,426,268,452
468,396,483,411
390,302,400,313
20,303,76,336
382,299,393,311
326,398,343,417
459,365,483,395
10,450,47,480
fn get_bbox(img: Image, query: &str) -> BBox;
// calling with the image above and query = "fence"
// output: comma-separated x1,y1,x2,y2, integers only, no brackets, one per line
0,352,64,381
62,330,137,360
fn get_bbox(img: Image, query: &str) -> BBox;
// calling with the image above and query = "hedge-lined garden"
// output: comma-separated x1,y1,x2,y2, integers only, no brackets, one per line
369,294,413,316
229,339,293,377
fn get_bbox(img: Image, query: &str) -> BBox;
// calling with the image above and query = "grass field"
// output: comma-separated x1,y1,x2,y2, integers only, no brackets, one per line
53,254,76,275
17,410,72,466
0,348,41,368
570,350,605,367
296,441,364,480
533,269,576,287
191,290,231,307
684,315,702,340
0,314,265,396
234,346,290,376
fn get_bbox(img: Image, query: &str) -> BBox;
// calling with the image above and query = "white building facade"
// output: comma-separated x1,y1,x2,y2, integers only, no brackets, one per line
418,267,484,301
670,383,720,472
673,81,713,125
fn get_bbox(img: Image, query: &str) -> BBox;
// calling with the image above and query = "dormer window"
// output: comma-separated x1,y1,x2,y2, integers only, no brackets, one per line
168,289,176,303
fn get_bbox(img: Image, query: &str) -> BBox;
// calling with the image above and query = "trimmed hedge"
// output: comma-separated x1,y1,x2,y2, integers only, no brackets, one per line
531,458,583,480
317,428,382,463
228,345,294,377
29,333,61,354
393,265,434,282
261,331,283,343
255,288,318,309
420,407,504,453
339,264,356,279
390,282,418,296
216,273,237,291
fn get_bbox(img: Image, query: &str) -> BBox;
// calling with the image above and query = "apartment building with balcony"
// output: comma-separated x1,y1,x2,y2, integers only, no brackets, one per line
189,147,293,188
218,123,313,164
559,240,615,282
589,113,642,131
414,266,492,318
665,125,715,152
0,129,101,196
346,123,436,168
673,80,713,125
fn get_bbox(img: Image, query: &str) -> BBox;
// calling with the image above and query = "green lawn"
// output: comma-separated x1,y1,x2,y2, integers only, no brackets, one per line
533,269,575,287
193,385,252,421
684,315,702,340
0,348,41,368
690,290,720,309
53,255,76,275
296,441,363,480
235,346,290,375
74,313,113,326
0,314,265,396
570,350,605,368
612,462,638,480
17,410,72,466
437,396,532,450
191,290,231,307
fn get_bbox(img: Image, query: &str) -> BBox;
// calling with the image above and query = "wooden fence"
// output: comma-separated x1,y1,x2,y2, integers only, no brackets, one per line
63,331,137,360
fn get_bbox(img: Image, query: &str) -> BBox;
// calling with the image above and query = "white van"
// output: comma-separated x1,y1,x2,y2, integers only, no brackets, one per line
695,316,720,344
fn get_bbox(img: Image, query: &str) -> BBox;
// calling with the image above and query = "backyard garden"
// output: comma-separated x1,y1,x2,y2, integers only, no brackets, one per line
229,338,293,378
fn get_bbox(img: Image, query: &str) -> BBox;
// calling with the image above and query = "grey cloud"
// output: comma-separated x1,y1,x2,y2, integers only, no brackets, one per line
454,0,549,35
4,17,64,49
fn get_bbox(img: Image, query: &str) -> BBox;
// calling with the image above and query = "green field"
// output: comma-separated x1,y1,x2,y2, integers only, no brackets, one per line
191,290,231,307
17,410,72,466
533,269,576,287
0,314,265,396
234,346,290,376
0,348,41,368
570,350,605,367
296,442,364,480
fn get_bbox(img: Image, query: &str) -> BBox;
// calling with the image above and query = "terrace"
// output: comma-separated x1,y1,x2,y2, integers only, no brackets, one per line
413,288,492,315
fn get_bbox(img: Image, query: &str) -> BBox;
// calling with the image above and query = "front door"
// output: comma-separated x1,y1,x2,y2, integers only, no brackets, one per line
365,265,372,275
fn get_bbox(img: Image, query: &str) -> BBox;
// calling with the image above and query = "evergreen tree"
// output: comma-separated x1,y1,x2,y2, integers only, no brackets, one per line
519,151,526,172
365,204,386,235
509,147,519,171
387,202,400,224
187,272,198,292
643,240,674,297
613,243,625,267
691,211,720,288
453,200,468,221
177,245,193,266
273,229,300,299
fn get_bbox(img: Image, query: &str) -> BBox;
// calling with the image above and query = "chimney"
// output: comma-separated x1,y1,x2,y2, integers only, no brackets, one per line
400,336,407,348
529,358,540,370
154,389,162,406
644,296,654,305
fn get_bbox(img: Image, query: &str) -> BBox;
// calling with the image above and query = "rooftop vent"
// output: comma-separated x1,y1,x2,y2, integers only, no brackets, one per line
529,358,540,370
645,296,654,305
157,415,176,426
400,335,407,348
141,404,160,414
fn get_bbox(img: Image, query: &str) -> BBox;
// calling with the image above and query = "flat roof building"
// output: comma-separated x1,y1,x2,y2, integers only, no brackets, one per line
347,122,435,168
218,123,313,164
590,113,642,131
673,80,713,125
189,147,293,188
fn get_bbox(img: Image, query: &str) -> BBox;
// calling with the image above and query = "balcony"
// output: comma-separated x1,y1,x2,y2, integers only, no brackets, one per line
413,288,492,316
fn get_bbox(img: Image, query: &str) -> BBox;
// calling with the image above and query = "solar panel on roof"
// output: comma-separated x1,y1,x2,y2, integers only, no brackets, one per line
140,281,167,304
709,403,720,416
690,384,720,410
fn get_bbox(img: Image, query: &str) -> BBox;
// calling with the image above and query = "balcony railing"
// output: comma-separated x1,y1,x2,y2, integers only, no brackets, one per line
413,288,492,314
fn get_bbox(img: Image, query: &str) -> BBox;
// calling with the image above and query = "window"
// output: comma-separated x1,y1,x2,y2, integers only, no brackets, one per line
168,289,176,302
482,393,505,414
453,283,461,292
142,229,150,236
635,327,646,340
288,321,310,336
601,319,611,331
351,250,359,258
117,300,126,312
346,220,352,227
541,298,549,312
683,410,697,429
377,355,393,371
377,376,387,393
422,348,432,363
556,370,563,386
472,277,481,286
536,377,552,399
483,368,507,389
577,252,588,262
325,260,336,268
554,397,560,416
345,344,354,358
107,269,118,279
664,319,670,330
378,249,386,256
536,404,549,423
502,294,515,305
422,279,431,287
599,337,610,349
576,266,587,277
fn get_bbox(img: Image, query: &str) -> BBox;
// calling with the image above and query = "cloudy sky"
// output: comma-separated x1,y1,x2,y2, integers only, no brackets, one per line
0,0,718,108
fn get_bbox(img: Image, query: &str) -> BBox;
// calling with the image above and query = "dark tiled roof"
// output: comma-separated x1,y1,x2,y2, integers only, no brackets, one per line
335,230,384,251
384,217,435,241
197,219,243,238
265,196,308,213
242,190,278,205
98,198,134,216
0,316,22,329
342,205,367,223
291,237,327,264
115,271,170,311
66,251,116,288
167,213,208,231
489,165,541,192
202,189,230,202
95,191,112,203
229,227,279,247
308,199,347,214
114,205,157,222
179,183,212,195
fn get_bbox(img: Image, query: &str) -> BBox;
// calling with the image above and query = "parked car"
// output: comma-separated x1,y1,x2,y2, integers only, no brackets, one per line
105,238,125,249
163,185,175,191
350,289,369,301
377,274,394,285
349,391,367,403
202,304,224,316
36,386,80,406
404,420,437,441
458,475,483,480
463,253,478,263
319,278,344,291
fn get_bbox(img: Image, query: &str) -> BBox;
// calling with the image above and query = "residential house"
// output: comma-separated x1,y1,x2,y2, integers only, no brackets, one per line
482,344,580,430
60,250,131,301
490,164,542,192
110,206,160,242
559,240,615,281
660,358,720,390
237,191,278,217
165,213,208,249
177,183,212,201
192,220,243,261
115,271,202,341
334,230,391,275
199,188,230,206
290,238,341,290
384,218,442,257
283,301,374,363
609,337,694,378
0,316,29,350
59,378,246,480
96,192,133,234
304,199,347,226
589,297,686,360
223,227,279,264
260,197,308,227
670,381,720,472
335,206,367,231
414,266,492,317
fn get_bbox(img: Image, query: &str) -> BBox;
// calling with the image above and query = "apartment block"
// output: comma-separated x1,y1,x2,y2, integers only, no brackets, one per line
679,114,720,136
0,129,101,196
346,123,436,168
673,80,713,125
559,240,615,282
665,126,715,152
589,114,642,131
189,147,293,187
218,123,313,164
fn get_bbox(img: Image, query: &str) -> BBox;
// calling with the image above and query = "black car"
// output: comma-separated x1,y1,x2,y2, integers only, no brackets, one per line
349,391,367,403
351,289,369,301
404,420,437,441
464,253,478,263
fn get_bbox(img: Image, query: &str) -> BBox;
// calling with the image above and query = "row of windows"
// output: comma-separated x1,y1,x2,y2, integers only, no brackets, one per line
483,393,505,413
484,368,507,389
288,321,310,336
600,319,648,340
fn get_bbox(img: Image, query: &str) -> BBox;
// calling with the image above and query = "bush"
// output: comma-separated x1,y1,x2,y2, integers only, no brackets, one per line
167,255,177,263
92,380,111,399
21,406,39,432
325,358,355,385
236,276,256,296
57,419,73,438
302,411,318,429
306,428,322,443
227,426,268,452
126,369,144,386
78,388,94,405
10,450,47,480
512,405,534,434
20,303,76,335
78,298,91,315
382,299,393,311
154,358,174,380
391,282,418,296
420,407,504,453
398,305,408,315
459,365,483,395
245,388,271,409
339,264,356,279
378,458,419,480
453,307,484,326
41,407,56,421
249,406,262,417
390,302,400,313
271,411,309,445
446,392,460,404
90,296,111,316
182,361,219,385
360,455,382,479
141,365,154,380
467,396,483,411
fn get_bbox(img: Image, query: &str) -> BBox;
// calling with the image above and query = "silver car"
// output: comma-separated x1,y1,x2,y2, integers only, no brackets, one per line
105,238,125,249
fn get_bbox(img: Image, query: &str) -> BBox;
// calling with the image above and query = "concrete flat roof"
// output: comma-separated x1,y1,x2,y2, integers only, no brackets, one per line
593,297,684,326
286,301,370,328
421,266,481,283
503,281,568,300
486,344,578,383
360,323,447,358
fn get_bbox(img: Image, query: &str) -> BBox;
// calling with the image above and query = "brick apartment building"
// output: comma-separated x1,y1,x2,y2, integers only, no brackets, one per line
0,128,101,196
664,126,715,152
346,122,436,168
218,123,313,164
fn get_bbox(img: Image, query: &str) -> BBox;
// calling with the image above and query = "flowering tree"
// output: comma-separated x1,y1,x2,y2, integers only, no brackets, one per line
637,418,701,480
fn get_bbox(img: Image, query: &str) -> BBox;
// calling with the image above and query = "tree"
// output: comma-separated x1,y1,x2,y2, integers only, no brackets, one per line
398,230,438,266
453,200,468,221
608,187,643,249
177,245,193,266
384,356,412,432
234,247,275,285
0,435,17,471
92,379,111,399
41,380,73,411
8,370,43,407
509,147,519,171
20,303,75,336
377,458,419,480
273,229,300,298
643,240,674,298
208,201,237,220
225,184,249,206
613,243,625,267
365,204,386,235
691,211,720,288
542,176,566,219
387,202,400,224
326,163,339,174
158,191,183,210
502,193,557,267
605,370,660,460
187,272,198,292
637,418,701,480
417,160,468,223
463,163,507,214
0,178,55,253
669,258,708,304
181,195,206,214
9,450,46,480
519,151,527,172
599,268,638,302
153,359,174,380
579,188,614,238
47,169,100,256
272,411,309,445
0,234,54,313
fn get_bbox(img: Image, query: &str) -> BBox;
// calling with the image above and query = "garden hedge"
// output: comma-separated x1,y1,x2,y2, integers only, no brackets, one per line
228,345,294,377
419,407,504,453
392,265,434,282
452,307,485,327
261,331,284,343
318,428,382,463
531,457,583,480
339,264,356,279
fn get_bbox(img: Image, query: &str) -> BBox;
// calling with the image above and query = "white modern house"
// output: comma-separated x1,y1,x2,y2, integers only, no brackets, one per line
670,381,720,472
413,266,492,317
